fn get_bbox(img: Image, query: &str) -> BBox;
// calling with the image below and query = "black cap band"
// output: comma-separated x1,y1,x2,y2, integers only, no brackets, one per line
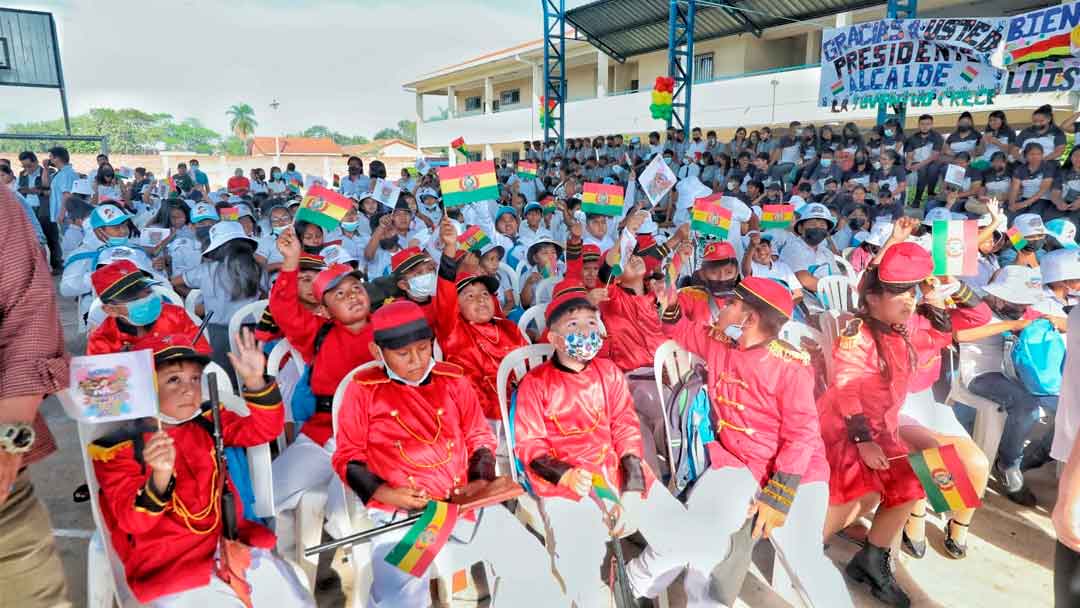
374,318,434,350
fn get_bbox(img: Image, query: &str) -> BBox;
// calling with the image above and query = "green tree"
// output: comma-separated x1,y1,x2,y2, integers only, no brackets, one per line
162,118,222,154
226,103,258,139
219,136,248,156
371,119,416,143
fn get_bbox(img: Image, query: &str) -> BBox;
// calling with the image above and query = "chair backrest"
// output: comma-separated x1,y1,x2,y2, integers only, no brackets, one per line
331,361,383,435
266,338,305,379
516,304,546,343
779,320,824,350
533,277,557,306
496,344,555,483
653,340,695,394
815,275,854,313
185,289,204,325
817,310,846,381
832,255,858,284
86,297,106,333
497,262,521,310
514,259,529,278
227,299,269,356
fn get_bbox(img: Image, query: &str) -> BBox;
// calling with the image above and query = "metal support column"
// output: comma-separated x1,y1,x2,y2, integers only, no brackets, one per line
876,0,917,126
542,0,567,148
667,0,696,136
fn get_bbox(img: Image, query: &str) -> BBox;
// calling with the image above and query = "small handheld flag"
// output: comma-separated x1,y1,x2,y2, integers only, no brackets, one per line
458,226,491,252
384,501,459,577
437,161,499,208
451,137,467,157
517,161,538,181
219,206,240,221
295,185,353,231
332,174,341,188
761,204,795,230
287,176,303,194
1006,226,1028,251
540,195,557,213
931,220,978,276
664,252,682,299
908,445,981,513
591,473,620,505
166,175,176,192
691,194,733,239
581,182,625,217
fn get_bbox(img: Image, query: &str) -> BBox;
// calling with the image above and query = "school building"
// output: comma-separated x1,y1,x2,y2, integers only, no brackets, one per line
405,0,1075,163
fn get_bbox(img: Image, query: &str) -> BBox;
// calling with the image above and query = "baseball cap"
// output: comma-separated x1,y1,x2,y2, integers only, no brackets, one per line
1013,213,1048,239
89,204,132,230
312,263,366,303
1046,218,1078,250
190,203,220,224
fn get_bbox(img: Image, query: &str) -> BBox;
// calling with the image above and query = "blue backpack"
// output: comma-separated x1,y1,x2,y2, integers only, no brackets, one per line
663,364,714,497
1011,318,1066,396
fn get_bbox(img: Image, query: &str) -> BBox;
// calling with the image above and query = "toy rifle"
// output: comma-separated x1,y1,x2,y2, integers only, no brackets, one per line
206,373,239,588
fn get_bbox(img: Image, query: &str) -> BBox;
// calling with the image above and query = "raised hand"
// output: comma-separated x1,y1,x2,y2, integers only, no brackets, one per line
227,328,268,392
276,224,302,264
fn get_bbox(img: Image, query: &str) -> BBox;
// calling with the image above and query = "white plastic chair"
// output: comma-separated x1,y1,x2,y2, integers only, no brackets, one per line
947,345,1008,462
779,320,824,350
532,277,557,306
184,288,203,325
815,275,854,313
227,300,269,355
266,338,306,451
516,304,546,343
513,259,529,278
832,254,858,284
498,261,522,310
818,310,844,381
495,344,555,482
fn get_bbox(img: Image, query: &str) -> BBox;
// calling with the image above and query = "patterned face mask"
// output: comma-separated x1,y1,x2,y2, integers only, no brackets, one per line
563,330,603,362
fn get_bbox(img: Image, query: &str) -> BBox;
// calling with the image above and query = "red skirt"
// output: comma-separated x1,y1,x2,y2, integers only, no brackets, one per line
820,413,925,508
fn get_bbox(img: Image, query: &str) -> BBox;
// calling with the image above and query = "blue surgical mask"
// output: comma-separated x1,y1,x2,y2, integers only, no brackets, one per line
820,158,833,167
124,292,163,326
563,329,603,362
340,221,360,233
723,314,750,343
407,272,436,298
272,225,287,236
105,236,129,247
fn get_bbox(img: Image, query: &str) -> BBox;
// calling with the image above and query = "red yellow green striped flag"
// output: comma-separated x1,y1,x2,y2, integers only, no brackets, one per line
761,204,795,230
287,176,303,194
385,500,459,577
219,206,240,221
908,445,981,514
691,194,732,239
295,185,353,231
451,137,467,157
458,226,491,252
517,161,538,180
1008,31,1071,65
581,182,625,217
438,161,499,208
591,473,620,505
540,195,557,213
931,220,978,276
166,175,176,192
1007,226,1028,251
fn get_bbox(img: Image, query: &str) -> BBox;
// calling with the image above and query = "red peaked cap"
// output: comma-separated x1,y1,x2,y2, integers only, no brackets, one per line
734,276,794,320
545,278,593,325
142,334,212,368
91,260,153,303
878,242,933,286
454,271,500,294
372,300,434,349
702,241,737,263
391,246,431,277
312,263,364,303
634,234,663,273
581,244,602,263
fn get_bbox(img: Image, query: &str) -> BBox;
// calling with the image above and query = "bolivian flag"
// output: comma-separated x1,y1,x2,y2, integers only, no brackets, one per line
385,501,459,577
591,473,620,505
1006,226,1028,251
931,220,977,276
1007,30,1073,65
438,161,499,208
581,182,624,216
761,204,794,230
908,445,981,513
219,206,240,221
458,226,491,252
691,194,732,239
295,185,352,231
517,161,538,180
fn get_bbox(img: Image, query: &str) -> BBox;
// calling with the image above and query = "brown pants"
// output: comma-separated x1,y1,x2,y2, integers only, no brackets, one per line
0,469,70,608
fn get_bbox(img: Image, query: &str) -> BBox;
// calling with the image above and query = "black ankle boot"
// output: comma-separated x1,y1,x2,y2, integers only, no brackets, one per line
846,544,911,607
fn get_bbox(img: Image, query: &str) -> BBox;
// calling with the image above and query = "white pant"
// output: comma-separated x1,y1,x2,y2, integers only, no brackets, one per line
150,547,313,607
683,467,854,608
541,480,692,607
272,435,350,554
366,504,565,608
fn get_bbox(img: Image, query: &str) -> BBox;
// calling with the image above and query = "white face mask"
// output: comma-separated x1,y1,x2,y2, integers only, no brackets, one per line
377,347,436,387
407,272,436,298
158,407,203,425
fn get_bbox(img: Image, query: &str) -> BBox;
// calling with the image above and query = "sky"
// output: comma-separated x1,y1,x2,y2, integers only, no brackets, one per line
0,0,576,137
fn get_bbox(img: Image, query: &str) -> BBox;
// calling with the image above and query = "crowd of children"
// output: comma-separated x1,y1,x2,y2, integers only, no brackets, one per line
11,108,1080,607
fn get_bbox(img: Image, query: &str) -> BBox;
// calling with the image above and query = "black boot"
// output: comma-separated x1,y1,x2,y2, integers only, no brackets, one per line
845,544,911,608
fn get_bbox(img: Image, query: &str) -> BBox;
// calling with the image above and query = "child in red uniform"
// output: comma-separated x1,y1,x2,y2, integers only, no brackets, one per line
677,241,740,326
513,280,691,606
86,260,210,356
253,253,326,343
90,330,311,607
658,277,853,607
332,301,564,607
819,227,952,608
431,218,528,420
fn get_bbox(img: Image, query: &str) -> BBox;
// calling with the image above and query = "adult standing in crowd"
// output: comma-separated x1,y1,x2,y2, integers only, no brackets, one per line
40,147,78,259
1053,304,1080,607
17,152,62,273
0,185,71,607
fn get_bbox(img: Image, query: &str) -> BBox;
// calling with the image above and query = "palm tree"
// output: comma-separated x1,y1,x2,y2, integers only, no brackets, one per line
226,104,258,139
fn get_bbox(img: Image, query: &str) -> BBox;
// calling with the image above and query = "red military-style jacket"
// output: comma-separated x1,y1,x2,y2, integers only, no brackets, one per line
332,362,497,513
662,304,827,513
598,285,666,372
513,356,655,501
270,268,375,445
676,285,731,329
908,285,991,393
90,383,285,603
432,255,528,420
86,304,211,356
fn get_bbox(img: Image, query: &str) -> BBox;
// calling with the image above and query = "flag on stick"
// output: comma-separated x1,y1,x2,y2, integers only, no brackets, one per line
451,137,467,157
761,204,795,230
1006,226,1028,251
437,161,499,208
219,206,239,221
458,226,491,252
591,473,620,505
295,185,353,231
581,182,625,217
908,445,982,513
931,220,978,276
691,194,732,239
384,501,459,577
517,161,538,180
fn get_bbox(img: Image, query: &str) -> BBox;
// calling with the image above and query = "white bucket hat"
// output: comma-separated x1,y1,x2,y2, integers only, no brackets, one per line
1041,249,1080,284
202,221,258,255
796,203,836,229
982,265,1043,305
922,207,952,226
1013,213,1047,239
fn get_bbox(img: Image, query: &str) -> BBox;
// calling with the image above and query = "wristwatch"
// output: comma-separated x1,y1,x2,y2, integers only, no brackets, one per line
0,423,35,455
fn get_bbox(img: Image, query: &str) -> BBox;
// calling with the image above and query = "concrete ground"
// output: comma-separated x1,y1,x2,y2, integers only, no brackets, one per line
37,289,1059,607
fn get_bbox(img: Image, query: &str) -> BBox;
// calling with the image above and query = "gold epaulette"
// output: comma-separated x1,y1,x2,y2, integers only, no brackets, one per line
838,317,864,350
678,286,708,302
88,439,133,463
767,339,810,365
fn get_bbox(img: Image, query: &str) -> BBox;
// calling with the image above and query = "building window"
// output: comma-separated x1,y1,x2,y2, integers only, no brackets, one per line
629,79,639,92
501,151,520,163
464,96,482,111
500,89,521,106
695,52,714,82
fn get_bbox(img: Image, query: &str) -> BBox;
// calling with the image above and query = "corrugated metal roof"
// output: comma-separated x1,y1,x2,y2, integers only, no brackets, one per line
566,0,887,61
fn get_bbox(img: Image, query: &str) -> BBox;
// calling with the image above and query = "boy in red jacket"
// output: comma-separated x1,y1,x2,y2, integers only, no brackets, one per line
658,277,854,607
332,301,564,607
90,330,311,606
86,260,210,356
513,280,691,606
